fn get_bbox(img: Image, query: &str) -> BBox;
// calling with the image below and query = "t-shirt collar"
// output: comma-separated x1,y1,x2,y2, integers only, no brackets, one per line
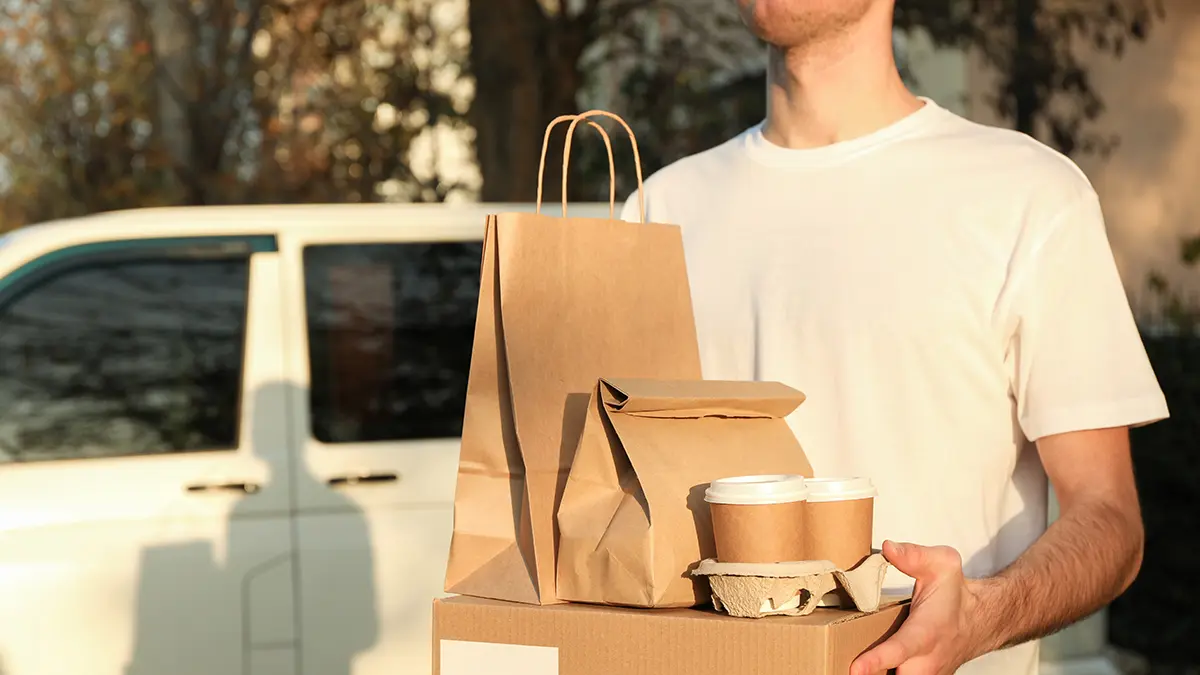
742,96,944,168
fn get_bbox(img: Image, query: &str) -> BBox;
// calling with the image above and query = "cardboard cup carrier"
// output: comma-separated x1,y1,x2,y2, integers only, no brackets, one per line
704,475,808,563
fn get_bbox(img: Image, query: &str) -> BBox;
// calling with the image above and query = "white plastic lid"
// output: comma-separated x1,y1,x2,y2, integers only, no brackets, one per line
704,475,809,505
803,477,877,503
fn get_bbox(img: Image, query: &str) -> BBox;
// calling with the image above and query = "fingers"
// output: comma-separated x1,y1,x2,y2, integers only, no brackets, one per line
851,623,928,675
854,543,971,675
882,540,963,581
851,640,908,675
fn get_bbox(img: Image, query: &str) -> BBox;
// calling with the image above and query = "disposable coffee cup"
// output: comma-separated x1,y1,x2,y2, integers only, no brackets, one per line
704,475,809,564
802,477,877,571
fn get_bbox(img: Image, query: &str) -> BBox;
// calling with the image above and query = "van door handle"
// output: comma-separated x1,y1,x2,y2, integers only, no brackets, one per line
186,481,262,494
326,472,399,487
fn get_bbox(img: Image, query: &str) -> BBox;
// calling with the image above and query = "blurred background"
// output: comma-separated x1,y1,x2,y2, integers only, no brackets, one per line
3,0,1199,314
0,0,1197,674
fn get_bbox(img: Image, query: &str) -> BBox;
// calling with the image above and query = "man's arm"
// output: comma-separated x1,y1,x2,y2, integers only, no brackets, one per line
851,425,1144,675
970,426,1143,652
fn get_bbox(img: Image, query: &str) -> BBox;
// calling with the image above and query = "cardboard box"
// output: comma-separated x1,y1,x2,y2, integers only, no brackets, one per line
433,595,910,675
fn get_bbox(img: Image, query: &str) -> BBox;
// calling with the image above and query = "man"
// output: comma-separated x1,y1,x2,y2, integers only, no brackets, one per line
618,1,1168,674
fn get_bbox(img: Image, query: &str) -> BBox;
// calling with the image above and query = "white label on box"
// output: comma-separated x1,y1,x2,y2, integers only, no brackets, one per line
440,639,559,675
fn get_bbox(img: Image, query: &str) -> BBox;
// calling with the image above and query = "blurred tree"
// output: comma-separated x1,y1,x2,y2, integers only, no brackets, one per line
466,0,746,203
0,0,472,230
467,0,1164,203
894,0,1165,154
1146,234,1200,334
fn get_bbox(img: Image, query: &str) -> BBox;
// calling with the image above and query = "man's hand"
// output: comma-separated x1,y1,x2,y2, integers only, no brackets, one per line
850,540,988,675
851,427,1144,675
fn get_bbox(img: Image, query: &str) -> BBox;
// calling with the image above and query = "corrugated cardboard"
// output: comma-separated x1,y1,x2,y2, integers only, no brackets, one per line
556,378,814,608
433,595,911,675
444,111,704,605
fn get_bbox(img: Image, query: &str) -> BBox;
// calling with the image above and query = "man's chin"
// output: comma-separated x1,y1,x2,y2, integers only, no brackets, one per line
739,0,881,48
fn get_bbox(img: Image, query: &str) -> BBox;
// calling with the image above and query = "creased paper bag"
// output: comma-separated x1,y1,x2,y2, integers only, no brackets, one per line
556,378,813,608
443,112,703,605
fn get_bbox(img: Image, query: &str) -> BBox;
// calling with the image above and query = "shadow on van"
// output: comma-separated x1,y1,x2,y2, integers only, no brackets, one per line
124,382,378,675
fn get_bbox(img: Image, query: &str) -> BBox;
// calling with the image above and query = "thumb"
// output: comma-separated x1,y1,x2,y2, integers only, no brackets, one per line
882,540,935,580
882,540,962,582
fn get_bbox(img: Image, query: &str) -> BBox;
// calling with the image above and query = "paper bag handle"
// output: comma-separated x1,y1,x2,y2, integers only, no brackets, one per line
536,115,617,219
562,110,646,223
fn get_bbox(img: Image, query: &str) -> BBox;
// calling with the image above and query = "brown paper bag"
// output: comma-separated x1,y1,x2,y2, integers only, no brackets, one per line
443,112,703,605
556,378,814,608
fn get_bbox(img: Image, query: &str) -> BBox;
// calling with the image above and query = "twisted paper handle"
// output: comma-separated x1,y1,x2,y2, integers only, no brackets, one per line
534,110,646,222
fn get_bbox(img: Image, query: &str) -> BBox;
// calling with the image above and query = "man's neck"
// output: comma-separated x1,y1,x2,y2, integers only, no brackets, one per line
762,14,923,150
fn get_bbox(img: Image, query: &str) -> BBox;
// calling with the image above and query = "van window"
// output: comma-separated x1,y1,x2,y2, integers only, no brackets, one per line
303,242,481,443
0,257,249,463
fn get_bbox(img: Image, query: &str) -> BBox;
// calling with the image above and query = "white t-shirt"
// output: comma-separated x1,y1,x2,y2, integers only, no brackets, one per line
620,98,1169,675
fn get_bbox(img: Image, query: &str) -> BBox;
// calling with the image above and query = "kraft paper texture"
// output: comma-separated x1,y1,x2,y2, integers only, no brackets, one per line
443,111,703,605
556,378,813,608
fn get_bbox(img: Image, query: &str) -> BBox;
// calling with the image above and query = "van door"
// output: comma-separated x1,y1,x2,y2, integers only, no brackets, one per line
278,224,481,675
0,236,298,675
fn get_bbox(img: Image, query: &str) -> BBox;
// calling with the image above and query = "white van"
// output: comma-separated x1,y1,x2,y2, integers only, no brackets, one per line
0,202,610,675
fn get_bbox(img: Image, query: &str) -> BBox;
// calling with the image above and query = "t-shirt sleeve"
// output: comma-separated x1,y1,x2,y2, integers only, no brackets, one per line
1006,190,1169,442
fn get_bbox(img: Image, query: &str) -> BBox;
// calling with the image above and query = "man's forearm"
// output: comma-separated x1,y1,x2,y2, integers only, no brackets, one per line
966,499,1144,654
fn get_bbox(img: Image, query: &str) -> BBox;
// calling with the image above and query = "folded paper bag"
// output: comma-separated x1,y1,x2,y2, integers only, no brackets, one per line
556,378,814,608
